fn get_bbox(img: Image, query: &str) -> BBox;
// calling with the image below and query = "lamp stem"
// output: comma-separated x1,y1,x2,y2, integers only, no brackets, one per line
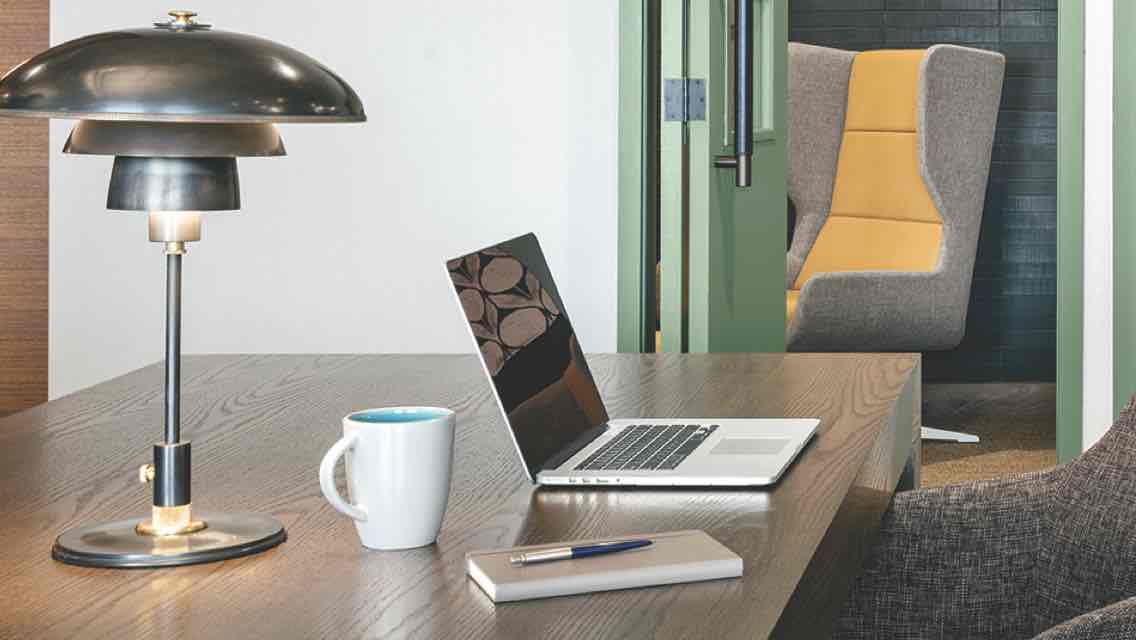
164,249,182,444
149,217,196,513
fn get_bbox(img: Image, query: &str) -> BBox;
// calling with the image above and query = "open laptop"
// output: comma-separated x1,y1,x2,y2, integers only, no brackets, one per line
446,233,818,487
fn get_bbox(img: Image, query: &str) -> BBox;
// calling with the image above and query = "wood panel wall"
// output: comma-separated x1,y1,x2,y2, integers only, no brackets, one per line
0,1,49,416
790,0,1058,383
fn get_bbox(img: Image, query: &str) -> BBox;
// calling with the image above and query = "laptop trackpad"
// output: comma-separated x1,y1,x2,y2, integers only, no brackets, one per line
710,438,789,456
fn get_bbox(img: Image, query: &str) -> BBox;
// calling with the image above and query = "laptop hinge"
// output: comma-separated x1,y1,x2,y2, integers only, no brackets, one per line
540,423,610,472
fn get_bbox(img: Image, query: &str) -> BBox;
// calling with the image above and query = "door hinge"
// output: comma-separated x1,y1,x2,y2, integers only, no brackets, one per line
664,78,705,122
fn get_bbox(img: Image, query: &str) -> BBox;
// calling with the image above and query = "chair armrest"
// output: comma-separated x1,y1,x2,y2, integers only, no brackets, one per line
1031,596,1136,639
834,471,1056,639
787,270,965,352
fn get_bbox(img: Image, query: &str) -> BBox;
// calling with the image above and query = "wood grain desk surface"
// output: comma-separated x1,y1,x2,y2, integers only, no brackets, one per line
0,353,919,639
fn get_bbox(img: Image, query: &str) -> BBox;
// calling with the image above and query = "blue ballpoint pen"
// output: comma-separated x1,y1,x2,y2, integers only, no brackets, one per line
509,539,653,566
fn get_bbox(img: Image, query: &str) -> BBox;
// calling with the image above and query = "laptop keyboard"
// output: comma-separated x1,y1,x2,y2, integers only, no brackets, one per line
574,424,719,471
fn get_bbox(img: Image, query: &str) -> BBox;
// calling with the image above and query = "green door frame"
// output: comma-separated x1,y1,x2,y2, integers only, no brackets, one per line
1057,0,1083,462
1115,2,1136,422
617,0,659,353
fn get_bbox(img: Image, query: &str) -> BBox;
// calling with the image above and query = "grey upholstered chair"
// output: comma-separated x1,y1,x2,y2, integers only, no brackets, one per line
834,396,1136,639
784,42,1004,442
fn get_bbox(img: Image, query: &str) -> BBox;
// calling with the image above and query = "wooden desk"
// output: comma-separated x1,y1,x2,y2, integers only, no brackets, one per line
0,353,919,639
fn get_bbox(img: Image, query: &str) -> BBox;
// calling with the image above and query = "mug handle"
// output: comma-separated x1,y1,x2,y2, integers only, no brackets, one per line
319,433,368,521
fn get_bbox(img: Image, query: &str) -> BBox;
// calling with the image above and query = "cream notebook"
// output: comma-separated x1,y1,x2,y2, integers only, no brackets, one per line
465,530,742,603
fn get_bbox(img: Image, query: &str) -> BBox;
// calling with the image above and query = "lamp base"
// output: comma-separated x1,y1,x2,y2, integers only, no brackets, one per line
51,512,285,568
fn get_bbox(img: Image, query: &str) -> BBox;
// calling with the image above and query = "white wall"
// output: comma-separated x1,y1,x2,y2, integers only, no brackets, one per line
49,2,619,398
1083,0,1114,448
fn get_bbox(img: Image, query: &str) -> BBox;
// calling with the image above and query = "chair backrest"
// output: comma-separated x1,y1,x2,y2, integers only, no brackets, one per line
1036,396,1136,631
786,43,1004,336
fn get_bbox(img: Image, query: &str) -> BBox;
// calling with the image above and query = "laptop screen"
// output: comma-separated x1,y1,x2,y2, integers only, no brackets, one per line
446,233,609,476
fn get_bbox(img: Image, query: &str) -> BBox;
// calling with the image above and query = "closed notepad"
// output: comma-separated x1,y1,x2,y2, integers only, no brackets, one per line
465,529,742,603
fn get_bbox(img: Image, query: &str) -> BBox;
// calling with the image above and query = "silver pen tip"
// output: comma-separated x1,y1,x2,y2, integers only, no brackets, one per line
509,554,525,565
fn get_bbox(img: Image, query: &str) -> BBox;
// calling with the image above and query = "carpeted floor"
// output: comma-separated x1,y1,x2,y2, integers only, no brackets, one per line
921,383,1056,488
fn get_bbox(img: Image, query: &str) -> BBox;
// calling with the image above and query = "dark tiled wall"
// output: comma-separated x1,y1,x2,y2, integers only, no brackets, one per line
790,0,1057,382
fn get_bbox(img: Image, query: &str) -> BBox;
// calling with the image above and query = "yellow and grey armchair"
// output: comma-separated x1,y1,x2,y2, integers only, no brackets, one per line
785,43,1004,442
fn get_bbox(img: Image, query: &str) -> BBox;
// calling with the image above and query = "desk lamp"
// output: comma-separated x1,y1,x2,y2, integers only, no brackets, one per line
0,11,365,568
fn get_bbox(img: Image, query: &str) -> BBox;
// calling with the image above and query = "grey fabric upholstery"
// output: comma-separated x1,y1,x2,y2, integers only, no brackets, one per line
835,396,1136,639
1031,598,1136,639
786,43,854,289
786,44,1005,352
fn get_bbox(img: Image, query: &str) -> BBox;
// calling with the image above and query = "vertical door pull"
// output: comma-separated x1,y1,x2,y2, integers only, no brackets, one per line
714,0,753,187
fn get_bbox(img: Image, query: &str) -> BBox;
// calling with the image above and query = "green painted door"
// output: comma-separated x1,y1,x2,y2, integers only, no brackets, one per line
621,0,787,354
687,0,786,352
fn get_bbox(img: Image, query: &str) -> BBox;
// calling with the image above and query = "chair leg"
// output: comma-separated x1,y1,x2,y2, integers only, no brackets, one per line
921,427,980,443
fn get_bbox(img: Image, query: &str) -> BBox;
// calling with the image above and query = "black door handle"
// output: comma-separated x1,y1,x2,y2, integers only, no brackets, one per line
714,0,753,187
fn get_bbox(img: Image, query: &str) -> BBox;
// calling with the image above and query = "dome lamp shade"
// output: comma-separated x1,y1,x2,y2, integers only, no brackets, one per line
0,11,365,123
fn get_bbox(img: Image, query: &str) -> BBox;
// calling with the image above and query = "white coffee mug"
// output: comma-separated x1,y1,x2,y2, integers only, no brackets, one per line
319,406,455,550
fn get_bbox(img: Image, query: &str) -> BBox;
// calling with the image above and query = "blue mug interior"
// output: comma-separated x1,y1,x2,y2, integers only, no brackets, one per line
348,407,450,424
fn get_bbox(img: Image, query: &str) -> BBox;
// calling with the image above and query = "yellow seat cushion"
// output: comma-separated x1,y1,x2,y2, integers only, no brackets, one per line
786,290,799,326
828,132,939,223
843,50,923,132
793,217,942,288
791,49,942,299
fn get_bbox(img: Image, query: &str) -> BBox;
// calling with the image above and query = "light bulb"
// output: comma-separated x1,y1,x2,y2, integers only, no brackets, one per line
148,211,202,244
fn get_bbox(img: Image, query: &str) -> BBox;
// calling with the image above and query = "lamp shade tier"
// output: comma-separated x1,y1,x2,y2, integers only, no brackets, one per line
65,121,286,157
108,156,239,211
0,25,365,123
